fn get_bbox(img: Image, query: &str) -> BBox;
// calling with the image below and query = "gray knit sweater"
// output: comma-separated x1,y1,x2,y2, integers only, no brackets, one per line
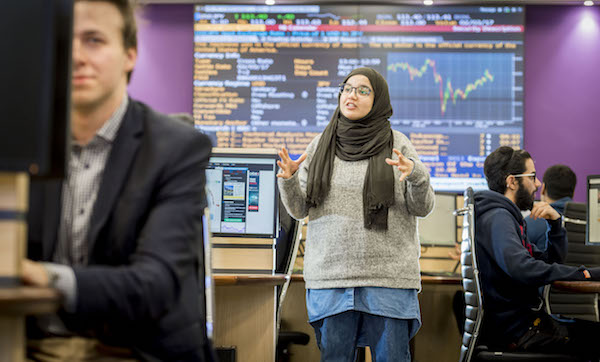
278,130,435,290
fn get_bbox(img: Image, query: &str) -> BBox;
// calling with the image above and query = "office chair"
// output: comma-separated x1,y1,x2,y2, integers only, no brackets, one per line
545,202,600,321
562,202,598,266
198,208,219,361
457,188,576,362
275,204,310,362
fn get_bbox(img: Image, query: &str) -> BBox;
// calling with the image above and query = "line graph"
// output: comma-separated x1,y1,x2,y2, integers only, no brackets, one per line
387,53,514,121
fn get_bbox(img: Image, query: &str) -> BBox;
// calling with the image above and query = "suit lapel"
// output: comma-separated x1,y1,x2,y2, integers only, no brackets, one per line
86,101,144,256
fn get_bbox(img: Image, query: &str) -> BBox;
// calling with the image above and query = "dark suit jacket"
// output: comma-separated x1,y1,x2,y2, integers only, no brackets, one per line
27,99,212,361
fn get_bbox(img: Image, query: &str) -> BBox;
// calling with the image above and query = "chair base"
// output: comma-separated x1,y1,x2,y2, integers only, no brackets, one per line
276,331,310,362
474,345,578,361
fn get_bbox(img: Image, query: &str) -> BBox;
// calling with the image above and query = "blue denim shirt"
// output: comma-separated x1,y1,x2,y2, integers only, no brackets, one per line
525,197,570,251
307,287,421,339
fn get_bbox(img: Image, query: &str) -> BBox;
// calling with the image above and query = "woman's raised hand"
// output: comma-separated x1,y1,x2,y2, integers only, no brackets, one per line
385,148,415,182
277,147,307,179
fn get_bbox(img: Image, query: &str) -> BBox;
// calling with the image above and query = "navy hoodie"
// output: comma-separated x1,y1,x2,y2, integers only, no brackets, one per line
474,190,597,348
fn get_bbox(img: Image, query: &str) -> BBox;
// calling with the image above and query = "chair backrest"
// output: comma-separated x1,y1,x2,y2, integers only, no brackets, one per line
563,202,599,266
201,208,215,340
546,290,599,321
197,208,219,361
276,215,304,330
547,201,600,321
275,198,304,327
457,187,483,362
275,198,299,275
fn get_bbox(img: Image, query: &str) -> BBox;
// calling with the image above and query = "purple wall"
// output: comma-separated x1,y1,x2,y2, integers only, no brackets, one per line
129,5,600,201
128,5,193,114
525,6,600,201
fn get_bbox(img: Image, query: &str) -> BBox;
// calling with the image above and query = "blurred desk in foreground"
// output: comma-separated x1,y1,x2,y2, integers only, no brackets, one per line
1,173,61,361
0,286,61,314
0,287,61,362
213,274,286,362
552,281,600,293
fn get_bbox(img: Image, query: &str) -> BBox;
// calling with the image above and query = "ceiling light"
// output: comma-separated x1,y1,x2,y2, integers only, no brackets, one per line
584,0,594,6
424,0,434,5
265,0,275,5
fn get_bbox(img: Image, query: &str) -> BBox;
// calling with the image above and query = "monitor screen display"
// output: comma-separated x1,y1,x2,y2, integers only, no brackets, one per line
588,175,600,245
418,192,457,246
1,0,71,177
192,5,524,192
206,150,279,238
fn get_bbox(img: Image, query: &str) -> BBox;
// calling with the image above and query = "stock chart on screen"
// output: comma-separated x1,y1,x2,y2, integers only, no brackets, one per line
193,5,524,191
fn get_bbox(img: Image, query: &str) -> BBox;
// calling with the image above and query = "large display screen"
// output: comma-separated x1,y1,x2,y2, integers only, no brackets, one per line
193,5,525,192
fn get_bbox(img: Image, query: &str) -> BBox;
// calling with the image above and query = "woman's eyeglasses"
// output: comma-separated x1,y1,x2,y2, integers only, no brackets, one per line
339,83,372,97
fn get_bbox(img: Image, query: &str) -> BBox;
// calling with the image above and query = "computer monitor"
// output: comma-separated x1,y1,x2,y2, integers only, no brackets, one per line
205,148,279,238
418,192,458,247
587,175,600,245
0,0,72,178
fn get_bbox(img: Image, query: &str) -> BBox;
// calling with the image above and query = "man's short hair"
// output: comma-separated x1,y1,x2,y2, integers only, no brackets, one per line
76,0,137,82
484,146,532,194
543,164,577,200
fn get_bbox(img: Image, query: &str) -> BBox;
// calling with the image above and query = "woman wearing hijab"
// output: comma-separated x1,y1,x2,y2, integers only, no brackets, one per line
277,67,435,361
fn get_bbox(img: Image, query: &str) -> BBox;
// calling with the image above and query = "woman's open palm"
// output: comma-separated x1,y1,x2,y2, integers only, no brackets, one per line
277,147,307,179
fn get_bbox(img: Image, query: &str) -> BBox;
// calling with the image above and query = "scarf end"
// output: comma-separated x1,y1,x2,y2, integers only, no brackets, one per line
364,204,390,231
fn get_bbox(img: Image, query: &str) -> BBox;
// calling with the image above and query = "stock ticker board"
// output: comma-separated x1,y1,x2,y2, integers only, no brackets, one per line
192,5,524,191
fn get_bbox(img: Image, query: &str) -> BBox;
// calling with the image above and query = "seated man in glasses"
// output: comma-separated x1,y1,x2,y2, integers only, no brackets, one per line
474,146,600,358
524,164,577,252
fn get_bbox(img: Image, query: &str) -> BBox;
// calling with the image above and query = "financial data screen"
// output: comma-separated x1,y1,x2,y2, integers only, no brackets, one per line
193,5,525,192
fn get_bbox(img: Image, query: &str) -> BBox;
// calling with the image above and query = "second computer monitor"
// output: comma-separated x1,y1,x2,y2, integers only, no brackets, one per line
206,149,279,238
587,175,600,245
418,192,458,247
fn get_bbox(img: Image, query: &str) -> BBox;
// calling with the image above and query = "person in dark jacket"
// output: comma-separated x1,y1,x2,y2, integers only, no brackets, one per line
525,164,577,251
21,1,212,360
475,146,600,358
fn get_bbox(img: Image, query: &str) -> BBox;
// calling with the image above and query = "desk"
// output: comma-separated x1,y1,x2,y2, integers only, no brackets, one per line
415,275,462,362
552,281,600,293
1,173,62,362
289,274,462,285
0,287,60,362
214,274,287,287
213,274,286,362
0,286,61,314
421,275,462,285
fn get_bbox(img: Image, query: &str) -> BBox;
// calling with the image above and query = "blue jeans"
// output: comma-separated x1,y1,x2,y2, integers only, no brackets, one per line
310,311,413,362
